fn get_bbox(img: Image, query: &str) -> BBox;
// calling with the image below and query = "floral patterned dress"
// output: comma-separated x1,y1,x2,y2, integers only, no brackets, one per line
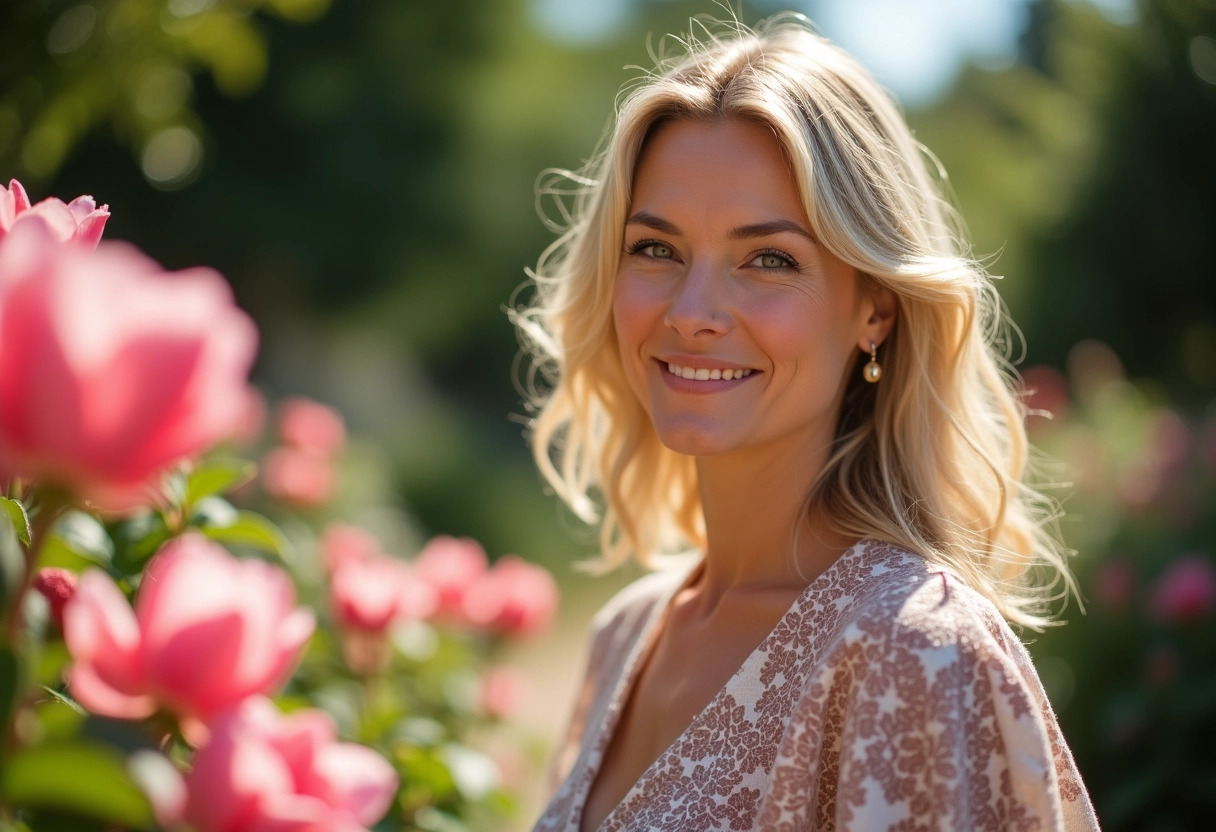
533,539,1100,831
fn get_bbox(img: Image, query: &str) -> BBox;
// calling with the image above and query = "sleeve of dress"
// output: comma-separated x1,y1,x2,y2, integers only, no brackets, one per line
542,608,610,796
825,575,1100,832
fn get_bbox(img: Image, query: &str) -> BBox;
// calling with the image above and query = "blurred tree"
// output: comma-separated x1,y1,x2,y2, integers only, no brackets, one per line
913,0,1216,403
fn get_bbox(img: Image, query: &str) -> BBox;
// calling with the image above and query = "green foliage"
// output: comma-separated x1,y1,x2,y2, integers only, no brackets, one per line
0,741,154,829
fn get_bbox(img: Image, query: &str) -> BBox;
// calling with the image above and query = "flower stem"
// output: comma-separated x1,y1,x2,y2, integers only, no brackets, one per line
3,497,66,647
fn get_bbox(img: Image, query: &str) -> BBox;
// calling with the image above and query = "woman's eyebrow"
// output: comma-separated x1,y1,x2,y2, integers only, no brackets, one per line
729,220,818,243
624,211,681,235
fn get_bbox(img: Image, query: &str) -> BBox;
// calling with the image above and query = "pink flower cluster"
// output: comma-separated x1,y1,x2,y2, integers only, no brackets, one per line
414,534,559,637
320,527,559,673
60,535,399,831
0,181,255,511
261,398,346,509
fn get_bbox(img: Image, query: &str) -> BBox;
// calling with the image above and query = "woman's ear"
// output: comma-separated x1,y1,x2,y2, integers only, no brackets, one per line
858,285,897,351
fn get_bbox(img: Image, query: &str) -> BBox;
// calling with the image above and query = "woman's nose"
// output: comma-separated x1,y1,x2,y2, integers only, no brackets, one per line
663,264,730,339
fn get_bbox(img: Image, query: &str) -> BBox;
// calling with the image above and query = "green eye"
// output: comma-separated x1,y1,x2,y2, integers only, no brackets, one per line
760,253,785,268
649,243,673,258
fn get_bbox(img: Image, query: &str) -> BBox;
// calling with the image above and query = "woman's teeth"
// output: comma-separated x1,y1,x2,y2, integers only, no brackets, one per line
666,362,754,381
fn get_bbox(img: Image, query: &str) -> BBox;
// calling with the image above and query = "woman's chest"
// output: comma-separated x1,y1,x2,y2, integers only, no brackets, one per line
580,598,802,832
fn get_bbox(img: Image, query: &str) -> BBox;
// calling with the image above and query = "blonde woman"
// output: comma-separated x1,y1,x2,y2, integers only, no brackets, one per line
516,14,1099,832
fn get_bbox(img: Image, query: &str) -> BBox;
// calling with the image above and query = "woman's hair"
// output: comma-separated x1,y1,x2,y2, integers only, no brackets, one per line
512,14,1073,628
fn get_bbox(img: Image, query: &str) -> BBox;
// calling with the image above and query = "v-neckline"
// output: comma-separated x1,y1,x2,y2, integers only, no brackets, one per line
575,538,870,832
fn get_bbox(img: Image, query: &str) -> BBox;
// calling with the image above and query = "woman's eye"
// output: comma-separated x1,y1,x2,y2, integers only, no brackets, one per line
751,250,797,269
626,239,676,260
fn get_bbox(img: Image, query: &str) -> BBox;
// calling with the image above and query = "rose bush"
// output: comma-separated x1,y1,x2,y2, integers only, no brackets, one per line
0,180,559,832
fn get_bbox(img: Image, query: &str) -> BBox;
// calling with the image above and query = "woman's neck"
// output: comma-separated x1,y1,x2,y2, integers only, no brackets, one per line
692,435,855,604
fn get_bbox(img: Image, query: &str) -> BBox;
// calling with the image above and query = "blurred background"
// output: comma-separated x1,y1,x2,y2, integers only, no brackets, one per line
2,0,1214,828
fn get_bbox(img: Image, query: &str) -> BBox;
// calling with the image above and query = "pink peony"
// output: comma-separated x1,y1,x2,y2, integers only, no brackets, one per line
261,446,335,509
32,567,78,631
415,535,489,621
462,555,558,638
63,534,314,727
0,178,110,248
1150,555,1216,626
185,696,397,832
277,397,346,459
0,222,257,511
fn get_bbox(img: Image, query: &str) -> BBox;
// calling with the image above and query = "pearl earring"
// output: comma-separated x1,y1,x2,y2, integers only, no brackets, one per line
863,342,882,383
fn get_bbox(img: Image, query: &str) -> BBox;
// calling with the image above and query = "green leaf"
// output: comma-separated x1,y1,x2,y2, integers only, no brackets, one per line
44,512,113,567
0,497,31,547
184,458,256,507
112,511,172,572
199,510,288,557
0,509,24,608
0,742,154,829
189,496,239,529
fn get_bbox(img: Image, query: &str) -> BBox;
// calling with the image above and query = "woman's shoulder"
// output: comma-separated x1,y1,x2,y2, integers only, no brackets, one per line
833,539,1029,665
583,558,697,655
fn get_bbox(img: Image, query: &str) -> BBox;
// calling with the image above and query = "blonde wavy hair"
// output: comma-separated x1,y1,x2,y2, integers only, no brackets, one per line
512,14,1073,629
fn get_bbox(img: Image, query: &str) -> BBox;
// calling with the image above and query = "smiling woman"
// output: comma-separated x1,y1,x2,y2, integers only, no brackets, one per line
513,13,1100,832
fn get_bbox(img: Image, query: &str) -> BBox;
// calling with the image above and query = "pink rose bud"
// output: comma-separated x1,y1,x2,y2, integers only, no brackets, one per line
320,523,382,572
0,222,257,512
185,696,397,832
32,567,78,630
415,535,488,620
480,666,525,720
63,533,314,726
1150,555,1216,626
0,178,110,248
261,446,335,509
276,397,346,459
462,555,558,638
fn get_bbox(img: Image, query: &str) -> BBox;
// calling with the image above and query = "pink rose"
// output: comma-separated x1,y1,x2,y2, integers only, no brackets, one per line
462,556,558,638
277,397,346,459
0,178,110,248
32,567,78,630
480,666,525,720
1150,555,1216,626
320,523,381,572
186,696,397,832
63,534,314,727
415,535,488,621
331,553,437,633
261,446,335,509
331,548,436,674
0,222,257,511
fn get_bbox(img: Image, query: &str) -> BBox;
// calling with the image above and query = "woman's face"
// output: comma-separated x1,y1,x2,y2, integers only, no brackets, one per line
613,118,890,461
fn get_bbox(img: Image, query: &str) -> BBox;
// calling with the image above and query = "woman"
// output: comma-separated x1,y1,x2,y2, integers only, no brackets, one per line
515,14,1099,832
